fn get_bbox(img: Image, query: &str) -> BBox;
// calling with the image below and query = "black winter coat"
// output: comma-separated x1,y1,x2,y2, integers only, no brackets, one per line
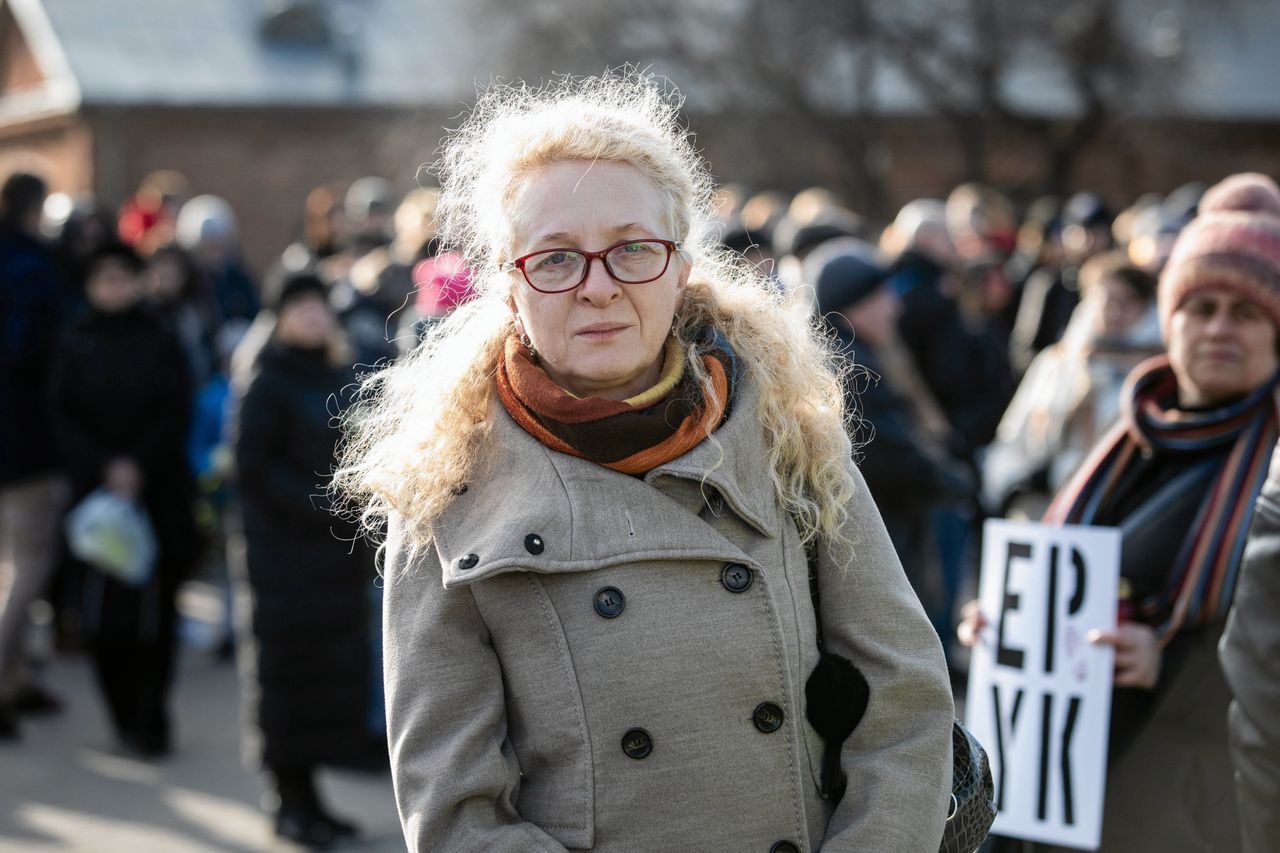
832,322,970,583
0,228,66,485
48,304,199,569
891,250,1013,456
234,342,374,771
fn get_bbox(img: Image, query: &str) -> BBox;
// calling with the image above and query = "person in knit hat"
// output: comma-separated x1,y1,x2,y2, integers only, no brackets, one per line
960,172,1280,853
1211,173,1280,853
232,270,375,846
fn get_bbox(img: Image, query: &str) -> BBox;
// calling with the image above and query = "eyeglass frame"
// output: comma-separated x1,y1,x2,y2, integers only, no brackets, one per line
501,238,684,293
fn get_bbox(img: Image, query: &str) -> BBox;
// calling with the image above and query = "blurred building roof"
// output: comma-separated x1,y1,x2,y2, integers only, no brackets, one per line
0,0,1278,123
1,0,487,114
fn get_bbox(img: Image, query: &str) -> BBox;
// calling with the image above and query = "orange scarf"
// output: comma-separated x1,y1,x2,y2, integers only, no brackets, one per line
496,335,731,475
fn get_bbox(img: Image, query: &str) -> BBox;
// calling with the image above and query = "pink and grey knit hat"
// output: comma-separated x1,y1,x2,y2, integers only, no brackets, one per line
1158,172,1280,336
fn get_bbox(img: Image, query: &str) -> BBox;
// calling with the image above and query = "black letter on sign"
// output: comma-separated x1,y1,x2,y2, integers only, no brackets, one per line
1044,545,1059,675
991,684,1025,812
1067,548,1087,616
1037,692,1053,821
997,542,1033,669
1061,696,1082,826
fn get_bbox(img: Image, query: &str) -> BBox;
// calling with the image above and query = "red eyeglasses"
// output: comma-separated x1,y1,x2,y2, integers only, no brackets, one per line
503,239,682,293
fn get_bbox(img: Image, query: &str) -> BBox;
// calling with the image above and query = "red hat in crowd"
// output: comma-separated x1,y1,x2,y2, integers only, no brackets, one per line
413,252,475,318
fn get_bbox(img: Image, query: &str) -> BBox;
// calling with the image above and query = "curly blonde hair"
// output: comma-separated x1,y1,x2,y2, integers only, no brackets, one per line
333,71,859,567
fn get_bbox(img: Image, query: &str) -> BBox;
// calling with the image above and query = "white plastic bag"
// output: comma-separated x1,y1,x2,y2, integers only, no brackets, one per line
65,488,158,587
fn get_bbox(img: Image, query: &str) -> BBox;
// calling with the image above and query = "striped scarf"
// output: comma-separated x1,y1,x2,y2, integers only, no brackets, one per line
496,331,735,476
1044,354,1280,641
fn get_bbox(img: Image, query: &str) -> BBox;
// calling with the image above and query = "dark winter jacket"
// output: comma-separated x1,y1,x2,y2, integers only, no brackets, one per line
0,228,65,485
234,342,375,771
890,250,1012,455
48,304,199,567
830,321,971,581
207,258,259,325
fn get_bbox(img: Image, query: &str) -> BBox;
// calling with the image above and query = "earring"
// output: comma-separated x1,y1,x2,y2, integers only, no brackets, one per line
519,331,536,356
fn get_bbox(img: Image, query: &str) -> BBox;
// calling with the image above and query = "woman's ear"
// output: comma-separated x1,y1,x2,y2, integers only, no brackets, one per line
509,304,528,339
676,252,691,292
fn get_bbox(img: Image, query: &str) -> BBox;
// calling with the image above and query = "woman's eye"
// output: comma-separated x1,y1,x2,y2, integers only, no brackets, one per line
1235,303,1263,322
536,251,575,269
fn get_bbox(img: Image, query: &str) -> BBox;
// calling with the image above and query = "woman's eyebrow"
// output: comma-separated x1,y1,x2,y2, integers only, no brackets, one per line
528,223,655,246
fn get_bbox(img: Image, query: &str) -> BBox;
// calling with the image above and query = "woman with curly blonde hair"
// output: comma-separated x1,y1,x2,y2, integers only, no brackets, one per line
335,71,953,852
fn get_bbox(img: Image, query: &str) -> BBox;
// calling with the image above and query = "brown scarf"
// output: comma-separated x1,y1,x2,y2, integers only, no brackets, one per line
496,334,732,475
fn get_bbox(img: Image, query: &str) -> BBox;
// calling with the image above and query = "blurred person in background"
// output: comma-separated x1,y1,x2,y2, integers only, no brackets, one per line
946,182,1018,260
883,198,1013,664
232,272,377,847
42,192,113,320
280,183,349,275
771,202,866,295
0,172,69,738
811,243,975,640
117,170,189,257
1002,197,1064,345
961,172,1280,852
188,324,245,663
1009,190,1114,373
342,176,396,258
49,243,200,757
176,194,259,329
958,252,1019,353
883,198,1011,458
394,250,474,353
739,190,788,248
719,223,778,284
331,187,440,366
983,252,1162,520
144,243,217,387
1125,186,1202,277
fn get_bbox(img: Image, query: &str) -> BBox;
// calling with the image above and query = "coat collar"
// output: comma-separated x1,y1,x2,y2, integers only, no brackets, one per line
432,377,783,587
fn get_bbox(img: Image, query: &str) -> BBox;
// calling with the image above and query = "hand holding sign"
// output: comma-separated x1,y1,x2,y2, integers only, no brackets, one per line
965,519,1121,851
1088,623,1162,689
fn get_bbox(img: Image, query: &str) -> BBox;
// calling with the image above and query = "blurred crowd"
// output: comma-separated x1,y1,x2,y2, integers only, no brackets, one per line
711,178,1193,664
0,163,1255,847
0,168,470,845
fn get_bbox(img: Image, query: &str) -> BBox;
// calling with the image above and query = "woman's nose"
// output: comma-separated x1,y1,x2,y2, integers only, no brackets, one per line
1205,308,1238,336
577,258,621,305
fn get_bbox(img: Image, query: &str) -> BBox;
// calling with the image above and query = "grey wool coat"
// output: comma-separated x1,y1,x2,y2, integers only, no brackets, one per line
382,377,955,852
1221,442,1280,853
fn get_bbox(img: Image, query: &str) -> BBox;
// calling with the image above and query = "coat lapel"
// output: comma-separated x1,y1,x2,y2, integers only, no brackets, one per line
433,380,782,588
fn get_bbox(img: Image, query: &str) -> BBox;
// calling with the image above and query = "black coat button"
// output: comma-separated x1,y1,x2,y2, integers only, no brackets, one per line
753,701,785,733
456,553,479,571
621,728,652,759
594,586,626,618
770,842,799,853
524,534,545,555
721,563,753,593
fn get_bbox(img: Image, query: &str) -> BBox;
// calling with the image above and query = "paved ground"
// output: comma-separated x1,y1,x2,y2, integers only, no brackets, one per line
0,583,403,852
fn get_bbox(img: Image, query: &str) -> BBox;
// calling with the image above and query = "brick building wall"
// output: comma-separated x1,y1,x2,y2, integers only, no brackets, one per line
0,101,1278,274
83,104,452,274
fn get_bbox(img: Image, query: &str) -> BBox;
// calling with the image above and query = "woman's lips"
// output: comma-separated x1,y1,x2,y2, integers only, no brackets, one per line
576,324,628,340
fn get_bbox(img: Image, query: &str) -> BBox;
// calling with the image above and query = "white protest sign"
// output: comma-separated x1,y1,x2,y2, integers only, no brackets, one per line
965,519,1121,851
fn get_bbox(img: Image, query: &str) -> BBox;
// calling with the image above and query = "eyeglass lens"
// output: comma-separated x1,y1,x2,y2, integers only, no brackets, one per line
524,241,670,291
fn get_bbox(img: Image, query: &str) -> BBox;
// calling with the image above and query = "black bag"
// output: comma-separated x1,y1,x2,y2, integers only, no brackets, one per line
942,718,997,853
804,543,996,852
